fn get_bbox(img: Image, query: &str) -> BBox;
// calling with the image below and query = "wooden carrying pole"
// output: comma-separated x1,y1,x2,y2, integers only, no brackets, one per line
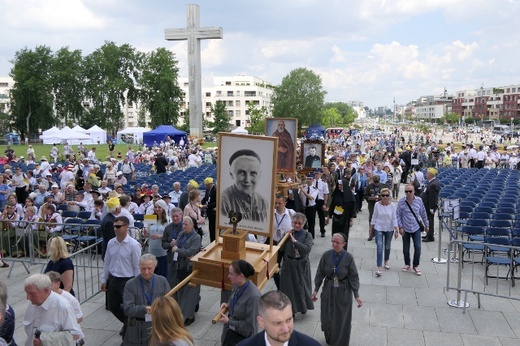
211,306,229,324
165,270,200,297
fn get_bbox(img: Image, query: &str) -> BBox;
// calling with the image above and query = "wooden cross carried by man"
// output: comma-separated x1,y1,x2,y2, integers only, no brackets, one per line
165,4,223,139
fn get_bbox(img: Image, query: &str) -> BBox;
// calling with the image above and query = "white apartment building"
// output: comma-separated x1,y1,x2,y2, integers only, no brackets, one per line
0,76,14,114
178,75,274,128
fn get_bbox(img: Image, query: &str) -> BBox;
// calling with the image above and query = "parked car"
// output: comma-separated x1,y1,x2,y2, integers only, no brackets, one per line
492,125,511,136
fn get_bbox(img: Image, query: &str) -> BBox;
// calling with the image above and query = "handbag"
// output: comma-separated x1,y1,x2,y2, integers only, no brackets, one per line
405,200,425,233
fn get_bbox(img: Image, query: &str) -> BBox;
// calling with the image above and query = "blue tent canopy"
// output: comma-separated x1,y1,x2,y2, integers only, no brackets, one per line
143,125,187,147
305,123,326,139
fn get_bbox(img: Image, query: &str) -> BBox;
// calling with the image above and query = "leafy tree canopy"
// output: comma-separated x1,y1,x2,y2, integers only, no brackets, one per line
210,100,230,134
271,67,326,129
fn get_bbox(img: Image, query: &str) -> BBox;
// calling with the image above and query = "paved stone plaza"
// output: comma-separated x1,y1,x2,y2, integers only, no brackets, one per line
2,188,520,345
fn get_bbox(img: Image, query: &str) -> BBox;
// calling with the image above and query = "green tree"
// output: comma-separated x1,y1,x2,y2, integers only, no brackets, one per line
321,107,342,127
9,46,54,140
83,41,140,134
324,102,357,125
271,67,326,129
139,48,183,128
443,112,459,125
246,103,268,134
51,47,85,127
210,100,230,134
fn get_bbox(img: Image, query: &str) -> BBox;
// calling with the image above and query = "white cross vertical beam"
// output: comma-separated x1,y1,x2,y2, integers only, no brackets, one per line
165,4,223,138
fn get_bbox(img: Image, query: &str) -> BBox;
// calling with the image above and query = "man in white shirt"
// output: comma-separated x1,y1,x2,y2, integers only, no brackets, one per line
299,174,319,239
59,165,75,189
87,147,98,163
168,182,182,205
118,195,136,237
268,194,295,289
100,216,141,340
313,169,329,238
39,156,51,177
475,145,486,169
23,274,82,346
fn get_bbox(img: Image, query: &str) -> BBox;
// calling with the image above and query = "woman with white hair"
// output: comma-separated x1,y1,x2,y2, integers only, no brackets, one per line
103,162,116,185
143,200,170,278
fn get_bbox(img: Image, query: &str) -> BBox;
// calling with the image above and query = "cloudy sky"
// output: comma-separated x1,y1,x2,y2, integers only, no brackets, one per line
1,0,520,108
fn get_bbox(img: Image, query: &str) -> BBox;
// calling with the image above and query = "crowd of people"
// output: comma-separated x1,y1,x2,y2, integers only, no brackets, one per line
1,124,519,345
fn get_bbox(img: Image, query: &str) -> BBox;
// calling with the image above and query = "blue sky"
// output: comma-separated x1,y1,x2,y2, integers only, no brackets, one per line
1,0,519,108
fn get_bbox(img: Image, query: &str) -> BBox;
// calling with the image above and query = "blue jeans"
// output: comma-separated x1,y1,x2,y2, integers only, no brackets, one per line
375,230,393,267
402,230,422,268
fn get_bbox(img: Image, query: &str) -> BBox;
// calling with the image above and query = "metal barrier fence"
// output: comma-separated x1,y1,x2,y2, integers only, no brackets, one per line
445,239,520,314
1,218,142,303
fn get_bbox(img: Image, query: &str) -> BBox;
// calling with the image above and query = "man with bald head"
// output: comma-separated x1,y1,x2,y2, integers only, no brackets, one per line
220,149,268,222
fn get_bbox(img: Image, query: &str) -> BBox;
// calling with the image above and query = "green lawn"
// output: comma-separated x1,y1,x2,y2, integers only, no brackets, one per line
3,142,219,163
3,143,139,162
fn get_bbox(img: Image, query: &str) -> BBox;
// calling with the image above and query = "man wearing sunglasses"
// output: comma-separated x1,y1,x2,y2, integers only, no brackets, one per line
101,216,141,341
396,185,429,276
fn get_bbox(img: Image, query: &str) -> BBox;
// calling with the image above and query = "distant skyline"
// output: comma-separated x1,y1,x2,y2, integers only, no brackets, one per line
1,0,520,108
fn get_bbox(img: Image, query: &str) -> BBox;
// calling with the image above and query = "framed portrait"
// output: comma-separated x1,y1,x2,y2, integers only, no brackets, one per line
301,141,324,170
265,118,298,173
216,133,277,238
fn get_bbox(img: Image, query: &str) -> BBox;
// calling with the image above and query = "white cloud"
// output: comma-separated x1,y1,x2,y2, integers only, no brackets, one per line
2,0,104,31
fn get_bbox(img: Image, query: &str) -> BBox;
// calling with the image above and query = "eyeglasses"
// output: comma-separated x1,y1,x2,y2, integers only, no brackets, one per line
114,224,125,229
405,190,414,193
381,194,390,197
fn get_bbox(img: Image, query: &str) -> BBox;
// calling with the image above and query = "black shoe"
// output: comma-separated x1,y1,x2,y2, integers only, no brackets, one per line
1,262,9,268
423,238,435,242
320,233,325,238
184,316,195,326
367,236,373,241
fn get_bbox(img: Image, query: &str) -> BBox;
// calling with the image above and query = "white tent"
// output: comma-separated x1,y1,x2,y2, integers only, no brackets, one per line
117,126,148,145
86,125,107,144
40,126,62,144
40,127,90,145
231,126,248,135
71,125,87,133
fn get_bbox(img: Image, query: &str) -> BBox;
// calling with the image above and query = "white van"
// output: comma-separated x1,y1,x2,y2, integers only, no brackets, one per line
492,125,511,136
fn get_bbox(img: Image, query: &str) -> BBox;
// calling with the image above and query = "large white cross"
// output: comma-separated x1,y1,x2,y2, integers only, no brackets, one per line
165,4,223,139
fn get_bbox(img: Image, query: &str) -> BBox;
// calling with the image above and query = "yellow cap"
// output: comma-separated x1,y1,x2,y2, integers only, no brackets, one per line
188,179,199,189
427,167,438,176
204,177,214,185
106,197,120,209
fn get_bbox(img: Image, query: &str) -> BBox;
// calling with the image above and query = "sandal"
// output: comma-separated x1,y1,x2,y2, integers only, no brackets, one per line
375,269,382,277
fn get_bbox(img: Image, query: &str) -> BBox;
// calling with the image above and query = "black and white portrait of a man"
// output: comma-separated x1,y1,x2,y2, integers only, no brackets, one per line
217,134,276,235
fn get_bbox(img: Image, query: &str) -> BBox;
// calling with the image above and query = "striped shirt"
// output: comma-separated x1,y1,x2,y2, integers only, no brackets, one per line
396,197,429,233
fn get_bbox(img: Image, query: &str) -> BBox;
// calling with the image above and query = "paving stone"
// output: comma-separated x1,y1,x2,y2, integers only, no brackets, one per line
435,306,477,335
416,287,451,308
387,327,425,345
461,333,504,346
424,330,463,346
350,324,387,346
386,286,418,306
369,303,404,328
468,310,516,338
403,305,440,332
